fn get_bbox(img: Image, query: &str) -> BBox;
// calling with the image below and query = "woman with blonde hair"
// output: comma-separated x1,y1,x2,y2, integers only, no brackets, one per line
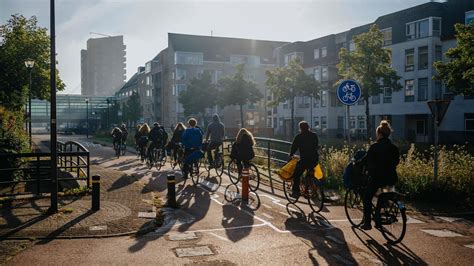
168,122,187,165
230,128,256,172
137,123,151,161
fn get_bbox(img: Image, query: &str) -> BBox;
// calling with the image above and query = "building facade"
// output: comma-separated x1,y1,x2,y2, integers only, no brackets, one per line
81,35,126,96
273,0,474,143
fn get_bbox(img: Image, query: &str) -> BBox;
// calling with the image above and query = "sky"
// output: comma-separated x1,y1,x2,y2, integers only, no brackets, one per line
1,0,429,95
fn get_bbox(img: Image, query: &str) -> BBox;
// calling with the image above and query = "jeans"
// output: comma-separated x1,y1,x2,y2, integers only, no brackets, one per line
291,160,317,194
207,142,222,166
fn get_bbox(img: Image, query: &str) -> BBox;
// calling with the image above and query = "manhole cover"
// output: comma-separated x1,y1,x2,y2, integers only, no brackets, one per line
138,212,157,219
168,232,198,241
175,246,214,258
421,229,464,238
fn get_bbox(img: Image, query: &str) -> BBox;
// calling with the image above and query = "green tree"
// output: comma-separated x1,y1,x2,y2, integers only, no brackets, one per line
124,92,142,124
337,24,401,139
0,14,65,111
218,64,262,128
178,71,218,126
434,22,474,95
266,59,321,137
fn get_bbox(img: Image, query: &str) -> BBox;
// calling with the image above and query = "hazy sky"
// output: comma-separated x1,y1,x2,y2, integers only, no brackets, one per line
2,0,428,94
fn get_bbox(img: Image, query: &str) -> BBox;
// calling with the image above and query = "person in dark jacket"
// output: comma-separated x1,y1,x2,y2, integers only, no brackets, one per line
182,118,203,179
361,120,400,230
168,122,186,165
111,127,123,151
288,121,320,198
230,128,256,173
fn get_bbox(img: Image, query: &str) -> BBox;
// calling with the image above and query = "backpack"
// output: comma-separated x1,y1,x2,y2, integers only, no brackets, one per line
343,150,367,189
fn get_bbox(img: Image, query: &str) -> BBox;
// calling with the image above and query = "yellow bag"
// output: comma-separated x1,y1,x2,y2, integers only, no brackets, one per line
277,158,298,181
314,164,324,180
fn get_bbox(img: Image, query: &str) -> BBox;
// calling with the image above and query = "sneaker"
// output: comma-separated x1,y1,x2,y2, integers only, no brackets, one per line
360,223,372,230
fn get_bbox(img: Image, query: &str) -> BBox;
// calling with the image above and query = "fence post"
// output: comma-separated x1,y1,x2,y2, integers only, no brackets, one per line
92,175,100,211
241,167,249,204
166,174,178,208
267,140,274,194
86,153,90,188
36,155,41,195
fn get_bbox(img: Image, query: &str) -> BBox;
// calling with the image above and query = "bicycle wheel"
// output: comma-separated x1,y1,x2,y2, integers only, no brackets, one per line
283,180,299,204
376,195,407,245
122,144,126,155
248,164,260,192
214,155,224,177
155,149,162,171
227,161,240,185
344,188,364,227
307,179,324,213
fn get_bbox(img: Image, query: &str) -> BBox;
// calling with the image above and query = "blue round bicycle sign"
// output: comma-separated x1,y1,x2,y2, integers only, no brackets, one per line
337,79,361,105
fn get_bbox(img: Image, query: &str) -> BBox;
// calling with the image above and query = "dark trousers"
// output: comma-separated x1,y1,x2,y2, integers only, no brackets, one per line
236,160,251,174
363,177,388,225
291,160,317,194
207,142,221,166
147,141,162,160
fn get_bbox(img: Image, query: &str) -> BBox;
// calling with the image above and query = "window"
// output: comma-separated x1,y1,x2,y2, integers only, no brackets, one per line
174,84,186,96
146,89,151,97
465,113,474,131
321,47,327,58
405,49,415,71
314,49,319,59
145,62,152,73
321,66,328,81
174,52,203,65
381,28,392,46
349,116,356,129
283,100,289,109
213,70,223,84
313,96,319,108
435,45,442,62
284,52,303,66
418,46,428,70
405,80,415,102
357,116,365,129
313,117,319,128
466,10,474,25
418,78,428,101
383,87,392,103
337,116,344,130
247,103,255,110
358,98,365,105
321,116,327,129
230,55,260,66
416,120,426,135
434,81,442,99
406,19,429,40
349,40,355,52
321,90,327,107
371,94,380,104
313,67,321,81
176,68,186,80
432,18,441,36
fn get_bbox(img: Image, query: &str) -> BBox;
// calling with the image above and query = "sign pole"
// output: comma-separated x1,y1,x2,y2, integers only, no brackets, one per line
346,105,351,142
49,0,58,213
433,104,439,183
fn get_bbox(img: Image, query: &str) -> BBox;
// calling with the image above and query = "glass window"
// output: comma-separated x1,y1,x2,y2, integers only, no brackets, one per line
466,10,474,25
418,78,428,101
174,52,203,65
176,68,186,80
349,41,355,52
145,62,152,73
230,55,260,66
337,116,344,129
350,116,356,129
405,49,415,71
435,45,442,62
146,89,150,97
371,94,380,104
321,116,327,129
383,87,392,103
434,81,442,100
433,18,441,36
283,100,289,109
357,115,365,129
314,49,319,59
418,46,428,70
381,28,392,46
416,120,426,135
284,52,303,66
466,113,474,131
313,96,319,108
175,84,186,96
313,117,319,128
314,67,321,81
406,19,429,40
321,47,327,58
321,66,328,81
405,79,415,102
358,98,365,105
321,90,327,107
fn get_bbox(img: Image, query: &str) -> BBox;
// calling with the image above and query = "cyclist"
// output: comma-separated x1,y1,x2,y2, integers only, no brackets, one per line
147,122,165,162
230,128,255,173
159,124,169,158
182,118,203,179
205,114,225,168
120,123,128,150
134,124,141,148
361,120,400,230
288,121,319,199
111,126,123,153
168,122,186,166
138,123,150,162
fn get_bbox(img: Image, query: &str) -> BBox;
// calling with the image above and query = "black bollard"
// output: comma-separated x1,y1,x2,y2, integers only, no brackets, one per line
166,174,178,208
92,175,100,211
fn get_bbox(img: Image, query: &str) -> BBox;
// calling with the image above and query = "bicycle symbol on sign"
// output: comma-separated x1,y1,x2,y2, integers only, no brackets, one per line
342,84,357,102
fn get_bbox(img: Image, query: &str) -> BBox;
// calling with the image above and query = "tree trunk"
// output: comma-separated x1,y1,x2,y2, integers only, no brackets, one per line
240,104,245,128
291,97,295,138
365,95,371,141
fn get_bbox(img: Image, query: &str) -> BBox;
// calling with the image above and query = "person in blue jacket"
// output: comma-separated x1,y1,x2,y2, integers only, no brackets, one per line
181,118,203,179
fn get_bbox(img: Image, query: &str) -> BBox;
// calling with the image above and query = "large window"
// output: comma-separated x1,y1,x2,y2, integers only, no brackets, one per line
371,94,380,104
321,116,327,129
321,66,328,81
176,68,187,80
383,87,392,103
432,18,441,36
321,47,327,58
405,49,415,71
313,117,319,128
357,116,365,129
313,67,321,81
418,46,429,70
314,49,320,59
175,52,203,65
381,28,392,46
435,45,442,63
418,78,428,101
406,19,429,40
230,55,260,66
321,90,327,107
145,62,152,73
173,84,187,96
337,116,344,129
465,113,474,131
284,52,303,66
349,116,356,129
405,80,415,102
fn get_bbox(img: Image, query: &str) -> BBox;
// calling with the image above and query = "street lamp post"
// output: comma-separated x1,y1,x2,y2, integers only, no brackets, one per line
106,98,110,130
25,59,35,148
85,98,89,138
49,0,58,213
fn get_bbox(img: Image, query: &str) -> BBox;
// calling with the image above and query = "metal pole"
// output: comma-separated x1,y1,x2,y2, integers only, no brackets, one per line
28,68,32,149
92,175,100,211
241,167,249,204
310,96,313,130
86,101,89,138
433,104,439,184
49,0,58,213
346,105,351,142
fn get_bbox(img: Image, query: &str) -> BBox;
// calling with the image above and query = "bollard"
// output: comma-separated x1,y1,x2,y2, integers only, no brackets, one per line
241,167,250,204
166,174,178,208
92,175,100,211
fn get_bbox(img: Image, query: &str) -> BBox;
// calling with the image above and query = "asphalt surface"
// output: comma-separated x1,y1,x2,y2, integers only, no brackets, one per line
6,135,474,265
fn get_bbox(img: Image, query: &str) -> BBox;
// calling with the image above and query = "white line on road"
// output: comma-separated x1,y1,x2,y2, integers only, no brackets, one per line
464,244,474,250
262,213,274,219
279,211,291,217
209,232,231,242
262,204,273,209
421,229,464,238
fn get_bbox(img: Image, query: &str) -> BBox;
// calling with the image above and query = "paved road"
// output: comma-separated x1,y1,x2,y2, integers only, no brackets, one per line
8,135,474,265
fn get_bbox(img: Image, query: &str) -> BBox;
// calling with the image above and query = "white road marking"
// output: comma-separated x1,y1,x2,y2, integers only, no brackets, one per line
262,204,273,209
464,244,474,250
209,232,231,242
406,216,425,224
421,229,464,238
279,211,291,217
435,216,463,223
262,213,274,219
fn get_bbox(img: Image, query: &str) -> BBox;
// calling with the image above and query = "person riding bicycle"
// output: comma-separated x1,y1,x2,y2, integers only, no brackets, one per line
120,123,128,149
205,114,225,168
182,118,203,179
230,128,255,174
134,124,141,147
288,121,319,199
138,123,150,162
361,120,400,230
111,126,123,151
167,122,186,166
159,124,169,158
147,122,165,161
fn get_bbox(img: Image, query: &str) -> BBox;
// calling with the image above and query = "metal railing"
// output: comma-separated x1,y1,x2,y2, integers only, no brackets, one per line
0,141,90,197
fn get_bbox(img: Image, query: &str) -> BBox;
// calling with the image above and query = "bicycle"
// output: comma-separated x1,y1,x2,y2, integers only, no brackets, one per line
114,139,122,158
201,143,224,177
344,183,407,245
121,141,127,156
170,143,185,170
227,160,261,192
283,168,324,213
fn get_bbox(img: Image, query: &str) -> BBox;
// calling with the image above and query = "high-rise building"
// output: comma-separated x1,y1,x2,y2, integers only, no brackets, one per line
81,35,126,96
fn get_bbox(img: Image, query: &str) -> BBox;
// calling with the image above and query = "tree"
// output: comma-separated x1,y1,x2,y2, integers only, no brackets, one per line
0,14,65,111
266,59,321,137
178,71,218,127
434,22,474,95
218,64,262,128
337,24,401,140
124,92,142,125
